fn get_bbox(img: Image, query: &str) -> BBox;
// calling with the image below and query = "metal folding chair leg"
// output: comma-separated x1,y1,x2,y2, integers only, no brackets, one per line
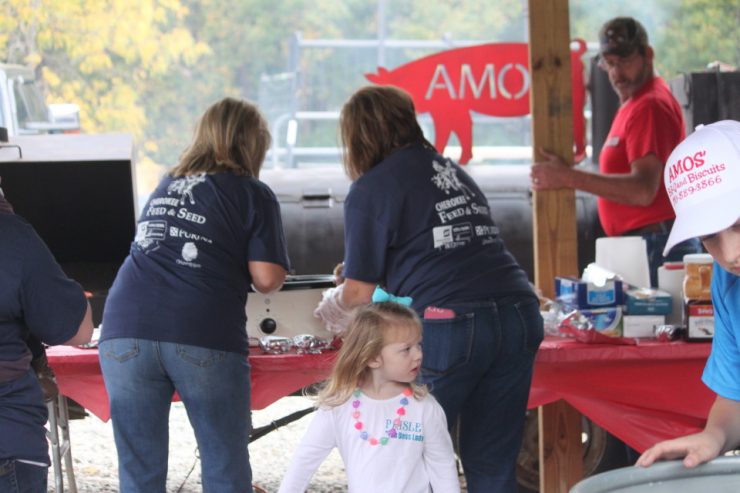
47,395,78,493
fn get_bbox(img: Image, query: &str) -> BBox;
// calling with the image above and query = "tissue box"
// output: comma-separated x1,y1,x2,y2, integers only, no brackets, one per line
623,315,665,338
555,276,624,309
579,306,624,337
625,288,673,315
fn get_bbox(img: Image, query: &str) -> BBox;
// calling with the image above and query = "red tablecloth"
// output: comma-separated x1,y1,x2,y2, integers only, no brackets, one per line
47,346,337,420
529,337,714,452
47,336,714,452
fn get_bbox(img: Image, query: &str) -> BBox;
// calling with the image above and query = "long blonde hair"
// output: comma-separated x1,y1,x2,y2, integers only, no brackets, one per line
339,85,434,181
170,97,271,178
317,302,427,407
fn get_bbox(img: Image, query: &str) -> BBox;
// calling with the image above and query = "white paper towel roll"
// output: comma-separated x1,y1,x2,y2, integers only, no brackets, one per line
595,236,651,289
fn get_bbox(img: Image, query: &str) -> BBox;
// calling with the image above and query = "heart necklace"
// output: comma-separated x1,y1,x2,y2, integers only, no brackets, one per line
351,387,413,446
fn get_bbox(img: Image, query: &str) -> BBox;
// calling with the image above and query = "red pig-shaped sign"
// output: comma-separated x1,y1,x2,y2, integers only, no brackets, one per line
365,40,587,164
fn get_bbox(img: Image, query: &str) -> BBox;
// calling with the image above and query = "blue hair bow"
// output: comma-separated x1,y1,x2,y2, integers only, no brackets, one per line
371,286,413,307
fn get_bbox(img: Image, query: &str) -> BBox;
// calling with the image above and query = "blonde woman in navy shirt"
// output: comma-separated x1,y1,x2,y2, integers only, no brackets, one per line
100,98,289,493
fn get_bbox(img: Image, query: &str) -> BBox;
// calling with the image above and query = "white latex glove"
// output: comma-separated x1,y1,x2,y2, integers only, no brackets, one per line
314,283,355,335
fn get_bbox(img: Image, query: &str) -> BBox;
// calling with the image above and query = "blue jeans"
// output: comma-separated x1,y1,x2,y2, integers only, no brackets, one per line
0,460,47,493
644,234,702,287
99,339,252,493
420,295,544,493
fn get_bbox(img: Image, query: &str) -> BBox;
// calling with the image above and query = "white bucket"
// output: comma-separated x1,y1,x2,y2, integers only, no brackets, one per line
595,236,650,289
570,457,740,493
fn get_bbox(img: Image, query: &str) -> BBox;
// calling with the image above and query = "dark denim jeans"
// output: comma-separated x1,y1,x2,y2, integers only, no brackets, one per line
99,339,252,493
0,460,47,493
420,294,544,493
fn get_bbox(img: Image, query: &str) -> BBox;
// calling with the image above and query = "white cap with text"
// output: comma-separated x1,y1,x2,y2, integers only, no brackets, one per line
663,120,740,256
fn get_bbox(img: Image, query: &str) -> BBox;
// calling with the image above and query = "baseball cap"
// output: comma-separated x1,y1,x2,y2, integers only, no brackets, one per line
599,17,649,57
663,120,740,255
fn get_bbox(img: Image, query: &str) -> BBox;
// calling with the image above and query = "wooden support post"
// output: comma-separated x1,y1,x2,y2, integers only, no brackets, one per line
538,401,583,493
528,1,584,492
527,0,579,295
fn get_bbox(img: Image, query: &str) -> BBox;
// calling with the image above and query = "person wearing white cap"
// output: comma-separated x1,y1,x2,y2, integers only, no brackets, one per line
637,119,740,468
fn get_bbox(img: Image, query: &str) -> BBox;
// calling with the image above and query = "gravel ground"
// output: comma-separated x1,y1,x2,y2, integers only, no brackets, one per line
47,397,346,492
48,396,465,492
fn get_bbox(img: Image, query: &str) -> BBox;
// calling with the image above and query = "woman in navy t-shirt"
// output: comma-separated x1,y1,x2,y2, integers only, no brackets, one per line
316,86,543,493
0,211,93,493
100,98,290,493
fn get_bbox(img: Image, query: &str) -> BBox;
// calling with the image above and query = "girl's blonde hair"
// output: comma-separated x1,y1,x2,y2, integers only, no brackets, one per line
170,97,271,178
317,301,427,407
339,85,434,181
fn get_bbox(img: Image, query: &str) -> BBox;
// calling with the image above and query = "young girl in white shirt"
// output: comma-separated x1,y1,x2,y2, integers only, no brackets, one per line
278,301,461,493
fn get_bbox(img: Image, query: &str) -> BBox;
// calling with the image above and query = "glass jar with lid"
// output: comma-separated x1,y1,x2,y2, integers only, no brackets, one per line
683,253,713,301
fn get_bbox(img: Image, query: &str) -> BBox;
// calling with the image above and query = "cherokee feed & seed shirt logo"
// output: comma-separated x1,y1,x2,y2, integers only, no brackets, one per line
134,173,212,268
430,159,498,250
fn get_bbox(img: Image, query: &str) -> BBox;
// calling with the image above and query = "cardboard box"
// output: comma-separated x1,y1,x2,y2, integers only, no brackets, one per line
623,314,666,338
687,303,714,340
555,276,624,309
625,288,673,315
578,306,624,338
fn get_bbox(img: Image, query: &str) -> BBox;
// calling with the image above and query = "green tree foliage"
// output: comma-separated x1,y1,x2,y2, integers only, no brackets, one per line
390,0,526,41
1,0,737,171
570,0,739,78
115,0,361,165
653,0,739,78
1,0,209,144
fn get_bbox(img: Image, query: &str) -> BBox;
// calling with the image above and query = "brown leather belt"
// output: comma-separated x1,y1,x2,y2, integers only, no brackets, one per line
624,220,674,236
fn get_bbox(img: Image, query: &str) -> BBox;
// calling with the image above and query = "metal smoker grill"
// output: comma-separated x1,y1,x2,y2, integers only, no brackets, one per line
246,274,336,341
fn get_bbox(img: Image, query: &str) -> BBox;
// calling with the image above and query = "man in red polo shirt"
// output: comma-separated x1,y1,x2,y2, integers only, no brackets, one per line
530,16,701,287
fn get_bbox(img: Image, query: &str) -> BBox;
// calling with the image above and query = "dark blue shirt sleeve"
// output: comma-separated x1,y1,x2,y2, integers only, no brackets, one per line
246,186,291,271
20,222,87,346
342,191,392,284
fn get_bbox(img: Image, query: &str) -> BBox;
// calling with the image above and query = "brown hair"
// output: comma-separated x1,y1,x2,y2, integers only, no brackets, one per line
339,85,433,181
170,97,271,178
316,302,427,408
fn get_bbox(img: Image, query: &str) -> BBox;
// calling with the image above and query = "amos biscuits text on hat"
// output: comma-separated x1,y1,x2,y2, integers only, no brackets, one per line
663,120,740,255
